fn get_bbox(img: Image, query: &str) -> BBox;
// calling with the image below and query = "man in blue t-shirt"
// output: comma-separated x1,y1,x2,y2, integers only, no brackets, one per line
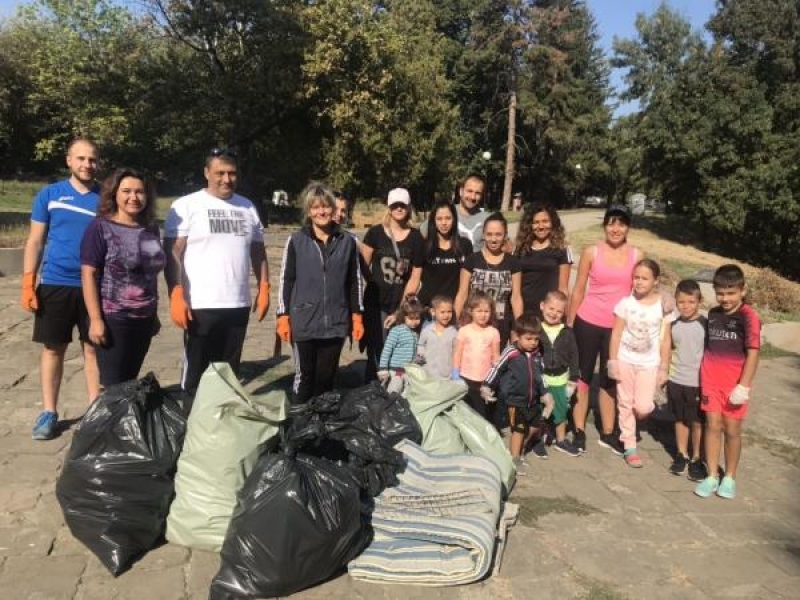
20,138,101,440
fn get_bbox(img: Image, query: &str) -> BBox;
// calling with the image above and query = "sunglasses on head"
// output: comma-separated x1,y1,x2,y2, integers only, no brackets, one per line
209,147,237,158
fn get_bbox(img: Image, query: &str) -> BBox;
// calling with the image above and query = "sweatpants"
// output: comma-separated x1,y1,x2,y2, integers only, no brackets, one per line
616,361,657,449
292,337,344,404
96,316,156,386
182,307,249,396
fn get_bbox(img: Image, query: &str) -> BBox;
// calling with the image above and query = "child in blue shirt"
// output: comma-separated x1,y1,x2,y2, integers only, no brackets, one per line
379,297,423,393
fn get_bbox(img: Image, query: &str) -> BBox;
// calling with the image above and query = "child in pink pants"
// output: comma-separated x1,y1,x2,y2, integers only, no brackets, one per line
608,259,674,467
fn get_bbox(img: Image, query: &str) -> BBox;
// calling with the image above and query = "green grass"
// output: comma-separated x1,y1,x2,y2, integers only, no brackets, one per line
0,180,42,213
759,341,800,360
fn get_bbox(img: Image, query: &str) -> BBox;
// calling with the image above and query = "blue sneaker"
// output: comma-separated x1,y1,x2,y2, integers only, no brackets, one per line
694,476,719,498
716,475,737,499
32,411,59,440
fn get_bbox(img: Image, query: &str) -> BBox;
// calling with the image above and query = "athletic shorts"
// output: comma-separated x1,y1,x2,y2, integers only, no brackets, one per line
548,384,570,425
667,381,702,424
701,386,748,420
33,284,89,345
507,404,542,435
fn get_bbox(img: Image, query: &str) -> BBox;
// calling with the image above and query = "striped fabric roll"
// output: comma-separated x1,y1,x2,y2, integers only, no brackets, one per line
348,440,518,586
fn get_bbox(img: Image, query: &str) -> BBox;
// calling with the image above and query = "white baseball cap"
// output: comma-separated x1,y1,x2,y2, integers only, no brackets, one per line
387,187,411,206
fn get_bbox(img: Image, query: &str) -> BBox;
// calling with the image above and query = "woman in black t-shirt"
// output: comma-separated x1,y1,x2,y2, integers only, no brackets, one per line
454,212,522,347
360,188,425,381
418,200,473,311
514,202,573,317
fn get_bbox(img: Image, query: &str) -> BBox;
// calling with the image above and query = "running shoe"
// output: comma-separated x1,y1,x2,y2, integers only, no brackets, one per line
687,459,708,482
694,476,720,498
598,433,624,456
32,411,58,441
716,475,736,499
530,439,549,459
553,439,581,457
624,449,643,468
573,429,586,454
670,453,689,476
512,456,527,476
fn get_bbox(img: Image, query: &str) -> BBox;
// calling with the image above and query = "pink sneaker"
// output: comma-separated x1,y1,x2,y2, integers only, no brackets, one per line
624,450,643,468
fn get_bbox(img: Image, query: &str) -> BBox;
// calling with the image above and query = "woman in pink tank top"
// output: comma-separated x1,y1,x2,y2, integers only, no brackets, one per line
566,204,642,455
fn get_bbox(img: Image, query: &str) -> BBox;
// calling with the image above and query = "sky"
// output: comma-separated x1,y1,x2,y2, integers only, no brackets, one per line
0,0,717,115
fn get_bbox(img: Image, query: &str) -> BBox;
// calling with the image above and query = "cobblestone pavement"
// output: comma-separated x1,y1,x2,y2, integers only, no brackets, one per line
2,224,799,599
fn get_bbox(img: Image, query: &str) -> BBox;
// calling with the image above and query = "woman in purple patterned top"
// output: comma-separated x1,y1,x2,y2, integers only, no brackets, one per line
80,168,166,387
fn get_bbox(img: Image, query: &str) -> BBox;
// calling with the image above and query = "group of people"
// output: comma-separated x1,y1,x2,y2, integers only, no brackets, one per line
21,138,760,499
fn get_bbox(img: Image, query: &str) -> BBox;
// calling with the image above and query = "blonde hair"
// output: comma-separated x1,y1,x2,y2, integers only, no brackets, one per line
298,181,336,226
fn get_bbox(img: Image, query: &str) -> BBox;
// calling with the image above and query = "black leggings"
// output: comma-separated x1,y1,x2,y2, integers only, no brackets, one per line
573,314,614,392
96,316,156,386
292,338,344,404
463,378,501,430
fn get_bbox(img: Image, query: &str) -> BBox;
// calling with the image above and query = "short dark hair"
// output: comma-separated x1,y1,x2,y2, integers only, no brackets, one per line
66,137,98,155
394,296,424,325
713,264,745,289
461,172,486,188
204,147,237,168
514,313,542,336
675,279,702,299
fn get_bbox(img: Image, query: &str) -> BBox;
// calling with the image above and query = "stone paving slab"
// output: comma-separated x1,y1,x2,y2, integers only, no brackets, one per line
2,219,800,598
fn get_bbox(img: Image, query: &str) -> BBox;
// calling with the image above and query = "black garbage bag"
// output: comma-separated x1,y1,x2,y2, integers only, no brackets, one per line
339,381,422,448
209,452,371,600
209,392,405,599
55,373,186,576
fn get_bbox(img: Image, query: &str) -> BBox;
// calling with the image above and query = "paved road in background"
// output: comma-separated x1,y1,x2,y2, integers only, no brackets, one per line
1,208,799,599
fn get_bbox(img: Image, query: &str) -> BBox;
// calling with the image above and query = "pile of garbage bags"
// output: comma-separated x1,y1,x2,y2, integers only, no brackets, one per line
55,363,516,594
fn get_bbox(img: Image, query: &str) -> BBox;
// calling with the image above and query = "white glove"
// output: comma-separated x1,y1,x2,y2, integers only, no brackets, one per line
566,382,577,398
607,359,620,381
654,386,668,406
541,393,555,419
729,384,750,406
377,370,390,384
480,384,497,403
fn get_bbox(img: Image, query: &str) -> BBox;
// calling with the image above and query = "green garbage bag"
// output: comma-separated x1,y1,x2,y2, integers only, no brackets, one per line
403,365,515,494
166,363,286,551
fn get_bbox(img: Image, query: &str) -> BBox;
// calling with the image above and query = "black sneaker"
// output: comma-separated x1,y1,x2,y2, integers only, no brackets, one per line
688,459,708,482
530,439,549,459
670,453,689,476
573,429,586,454
598,433,624,456
553,439,581,457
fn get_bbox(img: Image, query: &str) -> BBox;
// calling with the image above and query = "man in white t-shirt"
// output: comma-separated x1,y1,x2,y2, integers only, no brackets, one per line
420,173,488,250
164,149,270,395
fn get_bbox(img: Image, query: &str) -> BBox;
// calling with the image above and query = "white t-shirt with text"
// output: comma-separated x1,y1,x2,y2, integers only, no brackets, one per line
613,295,674,367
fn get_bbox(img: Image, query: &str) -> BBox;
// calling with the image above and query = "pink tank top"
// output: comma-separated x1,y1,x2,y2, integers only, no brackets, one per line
576,243,636,328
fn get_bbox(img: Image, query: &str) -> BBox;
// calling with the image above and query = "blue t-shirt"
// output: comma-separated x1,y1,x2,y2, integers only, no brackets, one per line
31,179,99,287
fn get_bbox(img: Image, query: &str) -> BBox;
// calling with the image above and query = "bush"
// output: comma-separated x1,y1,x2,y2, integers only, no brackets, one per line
747,268,800,315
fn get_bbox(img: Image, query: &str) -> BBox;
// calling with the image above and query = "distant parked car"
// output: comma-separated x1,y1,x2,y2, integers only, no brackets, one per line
583,195,607,208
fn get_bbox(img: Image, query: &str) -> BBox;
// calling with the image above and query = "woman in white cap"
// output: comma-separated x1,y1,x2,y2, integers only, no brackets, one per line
360,188,425,382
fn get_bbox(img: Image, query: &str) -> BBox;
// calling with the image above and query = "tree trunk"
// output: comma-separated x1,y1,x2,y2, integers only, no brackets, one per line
501,91,516,212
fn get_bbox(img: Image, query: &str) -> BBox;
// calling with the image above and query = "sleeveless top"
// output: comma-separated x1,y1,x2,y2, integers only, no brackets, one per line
576,242,636,329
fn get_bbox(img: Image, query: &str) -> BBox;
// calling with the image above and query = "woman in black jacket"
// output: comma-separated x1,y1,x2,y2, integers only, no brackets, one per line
276,182,364,404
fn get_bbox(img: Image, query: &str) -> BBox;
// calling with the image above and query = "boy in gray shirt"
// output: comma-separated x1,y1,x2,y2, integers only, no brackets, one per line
667,280,708,481
416,295,458,379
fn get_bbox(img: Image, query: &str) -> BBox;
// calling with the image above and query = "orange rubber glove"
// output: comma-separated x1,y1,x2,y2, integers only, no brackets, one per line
351,314,364,341
253,281,270,322
169,285,192,329
277,315,291,342
20,272,38,312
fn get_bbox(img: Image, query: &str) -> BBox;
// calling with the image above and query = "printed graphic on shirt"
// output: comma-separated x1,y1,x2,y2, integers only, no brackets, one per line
471,267,512,319
207,208,250,236
379,255,410,285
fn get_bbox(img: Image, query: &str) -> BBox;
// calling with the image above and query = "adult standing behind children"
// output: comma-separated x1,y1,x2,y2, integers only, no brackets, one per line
454,212,523,347
513,202,573,317
567,204,642,455
164,149,270,396
276,182,363,404
361,188,425,382
421,174,488,251
80,168,166,387
21,138,101,440
418,200,472,313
